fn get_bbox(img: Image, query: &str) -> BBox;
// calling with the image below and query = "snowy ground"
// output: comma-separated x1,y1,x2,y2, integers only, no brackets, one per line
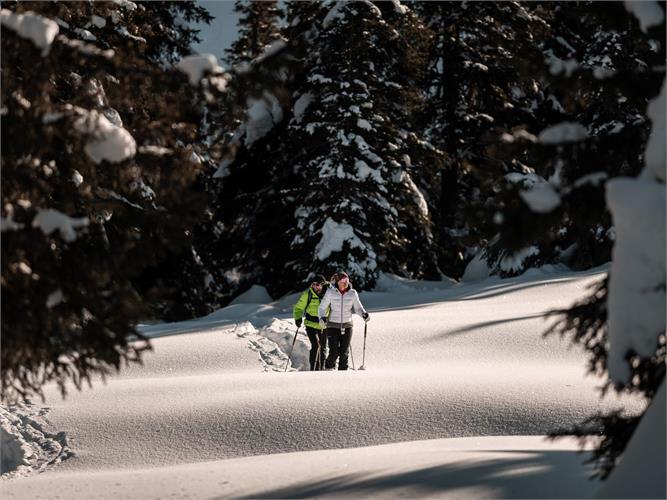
1,266,646,498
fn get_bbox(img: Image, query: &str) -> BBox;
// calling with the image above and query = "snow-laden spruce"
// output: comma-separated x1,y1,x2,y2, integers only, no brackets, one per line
605,78,666,384
284,0,439,287
208,0,441,297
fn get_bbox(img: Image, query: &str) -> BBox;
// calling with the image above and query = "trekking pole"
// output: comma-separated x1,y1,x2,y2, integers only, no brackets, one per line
348,327,356,370
314,335,322,371
284,326,300,372
359,322,368,370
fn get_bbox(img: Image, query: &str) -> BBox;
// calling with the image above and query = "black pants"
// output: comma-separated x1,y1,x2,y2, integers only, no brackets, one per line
306,327,327,371
325,327,353,370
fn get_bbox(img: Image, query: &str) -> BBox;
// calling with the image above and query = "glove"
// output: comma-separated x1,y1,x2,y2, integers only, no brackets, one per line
362,312,370,322
319,317,327,328
295,318,302,328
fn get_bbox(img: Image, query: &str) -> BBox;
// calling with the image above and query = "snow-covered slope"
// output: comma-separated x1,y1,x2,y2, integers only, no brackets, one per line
1,268,645,498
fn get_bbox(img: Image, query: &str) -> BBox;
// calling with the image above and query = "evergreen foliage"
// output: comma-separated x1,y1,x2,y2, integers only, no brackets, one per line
1,0,221,400
224,0,283,67
410,2,663,278
486,2,665,275
3,7,664,487
540,4,666,479
409,1,552,276
210,0,442,298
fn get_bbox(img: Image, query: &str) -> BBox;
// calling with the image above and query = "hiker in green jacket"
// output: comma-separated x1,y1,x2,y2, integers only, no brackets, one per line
293,274,329,371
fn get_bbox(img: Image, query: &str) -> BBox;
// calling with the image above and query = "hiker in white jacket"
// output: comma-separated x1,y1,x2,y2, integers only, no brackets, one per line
318,271,369,370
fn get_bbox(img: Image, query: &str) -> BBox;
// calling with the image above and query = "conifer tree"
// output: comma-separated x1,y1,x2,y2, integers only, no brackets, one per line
542,3,666,480
1,1,224,400
411,2,663,278
210,1,440,297
485,2,664,276
409,1,551,277
225,0,283,67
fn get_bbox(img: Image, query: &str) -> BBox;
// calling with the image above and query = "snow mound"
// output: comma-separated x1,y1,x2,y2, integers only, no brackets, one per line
520,263,571,277
0,402,73,479
224,319,309,372
229,284,273,305
256,318,310,371
461,252,491,282
227,321,294,372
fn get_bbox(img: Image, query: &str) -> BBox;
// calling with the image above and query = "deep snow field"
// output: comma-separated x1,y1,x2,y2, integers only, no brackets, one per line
1,266,650,499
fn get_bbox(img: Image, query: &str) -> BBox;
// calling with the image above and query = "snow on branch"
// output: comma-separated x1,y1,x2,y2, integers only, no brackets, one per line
315,217,372,261
519,182,561,213
624,0,665,33
1,9,59,56
606,178,666,382
74,109,136,164
244,92,283,147
57,35,115,59
32,209,89,242
323,0,381,29
499,246,540,274
538,122,589,144
176,54,225,86
643,81,665,181
605,67,666,383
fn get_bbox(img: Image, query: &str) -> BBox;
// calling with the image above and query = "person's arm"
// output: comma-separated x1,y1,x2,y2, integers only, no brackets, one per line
293,290,308,326
318,289,331,319
353,290,370,321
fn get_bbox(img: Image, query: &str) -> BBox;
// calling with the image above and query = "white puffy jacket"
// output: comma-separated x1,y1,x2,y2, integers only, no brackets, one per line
318,285,367,326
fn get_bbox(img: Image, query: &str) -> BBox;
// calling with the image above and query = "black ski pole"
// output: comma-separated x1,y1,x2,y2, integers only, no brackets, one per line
284,326,300,372
348,327,355,370
359,322,368,370
314,342,320,371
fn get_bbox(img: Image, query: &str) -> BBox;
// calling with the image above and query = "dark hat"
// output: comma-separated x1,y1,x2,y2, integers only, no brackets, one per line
314,274,327,284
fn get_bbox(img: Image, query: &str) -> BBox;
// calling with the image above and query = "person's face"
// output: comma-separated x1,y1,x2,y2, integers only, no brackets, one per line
337,276,348,288
312,282,323,292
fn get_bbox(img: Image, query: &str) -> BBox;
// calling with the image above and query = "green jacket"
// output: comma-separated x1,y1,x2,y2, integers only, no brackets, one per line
293,287,327,330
